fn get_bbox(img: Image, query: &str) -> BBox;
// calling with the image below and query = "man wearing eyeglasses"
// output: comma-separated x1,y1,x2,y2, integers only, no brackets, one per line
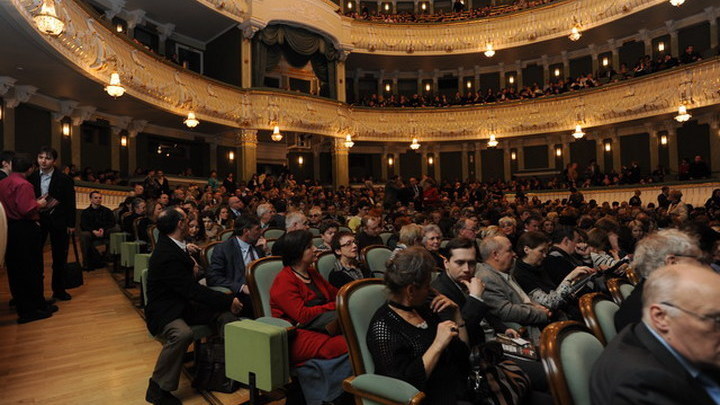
590,264,720,405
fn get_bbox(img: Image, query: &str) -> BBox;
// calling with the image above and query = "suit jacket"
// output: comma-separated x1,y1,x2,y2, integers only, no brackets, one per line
475,263,549,325
145,234,233,336
590,322,716,405
206,237,265,293
614,279,644,332
28,169,76,228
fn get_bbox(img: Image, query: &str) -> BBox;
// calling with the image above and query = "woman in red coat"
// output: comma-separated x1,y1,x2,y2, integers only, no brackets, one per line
270,230,348,365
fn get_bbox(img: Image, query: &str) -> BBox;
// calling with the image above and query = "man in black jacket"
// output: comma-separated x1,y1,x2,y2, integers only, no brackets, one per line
79,190,115,269
28,147,76,301
145,207,242,405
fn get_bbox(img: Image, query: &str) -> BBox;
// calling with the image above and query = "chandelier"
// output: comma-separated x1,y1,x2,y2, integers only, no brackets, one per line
184,112,199,128
271,125,283,141
669,0,684,6
487,134,498,148
104,72,125,98
343,134,354,148
34,0,64,36
410,138,421,150
484,43,495,58
572,124,585,139
674,105,691,122
569,25,582,41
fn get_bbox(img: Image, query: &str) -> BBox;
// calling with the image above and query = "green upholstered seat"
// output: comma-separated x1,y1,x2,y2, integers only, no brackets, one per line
120,241,140,267
225,319,291,392
246,257,284,318
338,226,352,234
203,241,222,269
619,283,634,300
220,229,234,241
317,252,336,281
594,299,620,344
149,226,160,250
133,253,152,283
109,232,128,255
265,239,276,252
379,232,393,246
440,239,450,250
579,292,620,346
308,227,321,236
337,279,425,404
362,245,392,276
312,236,325,248
263,228,285,240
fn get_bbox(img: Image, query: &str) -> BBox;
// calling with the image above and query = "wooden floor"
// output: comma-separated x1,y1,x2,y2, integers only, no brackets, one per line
0,248,271,405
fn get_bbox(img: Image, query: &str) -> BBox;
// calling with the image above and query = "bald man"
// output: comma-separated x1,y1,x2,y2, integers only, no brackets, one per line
590,264,720,405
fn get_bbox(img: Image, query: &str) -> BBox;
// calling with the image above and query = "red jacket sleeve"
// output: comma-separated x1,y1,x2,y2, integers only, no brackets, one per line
270,266,336,325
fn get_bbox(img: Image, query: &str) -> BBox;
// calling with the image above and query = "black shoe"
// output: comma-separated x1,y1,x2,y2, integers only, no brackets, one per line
53,292,72,301
46,297,57,305
17,310,53,324
146,378,182,405
44,304,59,313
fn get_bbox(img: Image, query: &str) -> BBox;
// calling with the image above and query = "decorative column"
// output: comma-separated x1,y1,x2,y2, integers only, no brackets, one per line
502,146,512,181
638,29,652,57
561,141,571,169
313,146,321,181
588,44,599,75
50,115,63,165
647,124,659,173
546,137,557,169
332,138,350,188
125,9,146,39
432,70,439,92
665,21,679,57
666,125,679,175
541,55,550,87
156,23,175,56
516,142,525,171
353,68,361,102
110,126,122,171
708,117,720,176
561,51,570,79
457,67,464,93
594,135,605,172
611,134,621,173
474,143,482,181
378,69,385,95
237,129,258,181
708,8,719,50
336,53,348,102
432,146,441,181
421,147,428,176
514,61,523,88
209,138,218,172
240,23,260,88
461,144,469,181
127,120,147,175
607,39,620,71
69,106,96,168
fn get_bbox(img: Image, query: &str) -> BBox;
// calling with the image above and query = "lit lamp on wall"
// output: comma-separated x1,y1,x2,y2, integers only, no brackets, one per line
425,83,431,92
347,1,353,9
466,81,472,89
387,155,394,166
116,23,124,33
184,112,199,128
508,75,515,85
384,83,391,92
34,0,65,36
0,104,3,121
421,2,427,11
556,146,562,157
427,154,434,165
228,151,235,161
271,125,283,142
660,134,668,145
669,0,685,6
604,141,612,152
120,135,128,147
602,57,609,67
510,150,517,160
61,121,71,137
554,68,561,77
298,155,304,166
658,42,665,52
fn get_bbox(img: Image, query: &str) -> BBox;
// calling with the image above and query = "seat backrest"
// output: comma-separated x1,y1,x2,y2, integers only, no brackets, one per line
220,229,234,241
308,227,321,236
439,239,450,250
246,256,284,318
337,279,386,375
149,225,160,251
362,245,392,275
579,292,619,345
605,278,634,305
540,321,605,405
141,268,149,304
263,228,285,240
312,236,325,248
379,232,393,246
338,226,352,234
317,252,337,281
203,240,223,269
132,217,144,241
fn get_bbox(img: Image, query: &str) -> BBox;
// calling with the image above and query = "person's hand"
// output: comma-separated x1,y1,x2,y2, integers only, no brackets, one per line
230,297,244,315
241,284,250,295
567,266,594,282
461,277,485,298
97,228,104,237
186,243,200,254
36,195,48,208
432,320,459,351
430,292,458,315
505,328,521,339
92,229,102,237
532,303,552,318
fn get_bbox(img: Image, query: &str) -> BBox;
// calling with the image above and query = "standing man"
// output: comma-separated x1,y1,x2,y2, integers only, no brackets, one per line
28,147,76,301
0,150,14,181
79,191,116,269
145,207,243,405
0,154,55,323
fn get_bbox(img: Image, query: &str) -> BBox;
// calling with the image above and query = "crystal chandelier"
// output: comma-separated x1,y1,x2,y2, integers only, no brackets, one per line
271,125,283,141
669,0,685,6
484,43,495,58
184,112,199,128
410,138,420,150
674,105,691,122
572,124,585,139
343,134,354,148
104,72,125,98
34,0,64,36
487,134,498,148
569,25,582,41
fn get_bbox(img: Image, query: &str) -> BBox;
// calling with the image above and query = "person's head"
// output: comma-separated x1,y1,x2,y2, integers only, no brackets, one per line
479,236,515,273
361,215,383,237
356,202,371,217
444,238,477,284
134,183,144,197
332,230,358,260
498,216,517,236
551,224,579,254
158,193,169,205
586,228,610,252
187,216,202,238
280,230,315,267
632,229,702,278
156,207,187,237
422,224,442,252
234,215,261,243
285,211,308,231
643,264,720,370
308,207,323,224
399,223,423,247
0,150,15,173
132,197,146,215
384,247,435,306
89,191,103,207
150,201,164,221
228,196,243,212
319,220,340,245
669,189,683,203
454,217,479,240
541,219,555,235
11,153,35,176
627,220,647,241
524,216,541,232
256,203,276,223
156,170,165,178
516,231,551,266
37,146,57,171
216,205,229,220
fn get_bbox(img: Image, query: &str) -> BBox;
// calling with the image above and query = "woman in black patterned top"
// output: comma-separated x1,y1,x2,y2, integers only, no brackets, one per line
366,247,472,404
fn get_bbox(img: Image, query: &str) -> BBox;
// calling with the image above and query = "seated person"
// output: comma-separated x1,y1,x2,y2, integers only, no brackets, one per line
544,225,587,286
356,215,384,250
367,247,471,404
122,197,145,237
315,219,339,254
328,231,371,289
585,228,622,270
389,223,424,261
475,236,551,343
422,224,445,270
590,264,720,405
186,215,209,246
79,190,115,269
513,231,593,321
206,215,265,316
200,211,223,241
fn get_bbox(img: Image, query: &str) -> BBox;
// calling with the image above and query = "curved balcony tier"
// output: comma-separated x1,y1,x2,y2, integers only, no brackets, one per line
5,0,720,143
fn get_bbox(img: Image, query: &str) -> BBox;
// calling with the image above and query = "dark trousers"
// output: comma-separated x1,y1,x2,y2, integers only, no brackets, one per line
79,231,108,268
40,217,69,295
6,220,45,316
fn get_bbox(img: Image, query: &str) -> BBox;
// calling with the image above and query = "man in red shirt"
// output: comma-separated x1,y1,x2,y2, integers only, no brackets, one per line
0,154,54,324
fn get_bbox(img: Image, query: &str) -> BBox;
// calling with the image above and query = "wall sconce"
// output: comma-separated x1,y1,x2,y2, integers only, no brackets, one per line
0,104,3,120
555,146,562,157
120,135,127,147
428,155,434,165
384,83,391,92
425,83,431,92
228,151,235,161
510,150,517,160
554,68,561,77
387,155,394,166
466,81,472,89
604,141,612,152
657,42,665,52
508,75,515,85
116,23,123,33
384,3,390,11
347,1,353,9
421,2,427,11
660,134,668,145
61,121,71,136
602,57,609,67
298,155,304,166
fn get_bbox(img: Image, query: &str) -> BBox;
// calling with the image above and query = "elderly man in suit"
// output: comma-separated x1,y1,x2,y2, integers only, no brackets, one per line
28,146,76,301
475,235,550,343
145,207,243,405
591,264,720,405
206,215,265,317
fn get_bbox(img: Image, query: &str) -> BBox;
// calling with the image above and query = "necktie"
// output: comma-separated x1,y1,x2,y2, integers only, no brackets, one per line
247,246,256,264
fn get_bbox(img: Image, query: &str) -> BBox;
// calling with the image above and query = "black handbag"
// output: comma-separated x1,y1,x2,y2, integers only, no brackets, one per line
193,341,241,393
64,233,84,289
467,342,531,405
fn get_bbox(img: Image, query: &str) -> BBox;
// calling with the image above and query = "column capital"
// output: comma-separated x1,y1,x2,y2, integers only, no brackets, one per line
125,9,146,30
103,0,125,20
333,137,350,154
128,119,147,138
665,20,677,35
0,76,17,96
70,105,96,126
156,23,175,41
240,19,265,39
237,129,258,146
5,85,37,109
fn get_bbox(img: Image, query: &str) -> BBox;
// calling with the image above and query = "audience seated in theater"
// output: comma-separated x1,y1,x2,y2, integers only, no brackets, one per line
590,264,720,405
614,229,702,332
322,203,345,225
476,236,551,343
367,247,472,404
79,190,116,269
315,219,339,254
328,230,371,289
347,201,371,233
227,196,244,220
307,206,324,228
206,215,265,316
199,211,223,241
214,204,234,230
256,202,282,230
543,224,588,286
355,215,384,250
451,216,481,259
0,150,14,181
389,223,424,260
422,224,445,270
185,215,209,246
122,197,146,237
145,207,241,405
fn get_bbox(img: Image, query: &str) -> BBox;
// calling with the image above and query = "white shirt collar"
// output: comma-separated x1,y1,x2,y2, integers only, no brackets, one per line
168,235,187,251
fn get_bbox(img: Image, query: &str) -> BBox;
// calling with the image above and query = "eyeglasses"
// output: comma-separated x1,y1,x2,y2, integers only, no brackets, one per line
660,301,720,330
340,240,357,248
